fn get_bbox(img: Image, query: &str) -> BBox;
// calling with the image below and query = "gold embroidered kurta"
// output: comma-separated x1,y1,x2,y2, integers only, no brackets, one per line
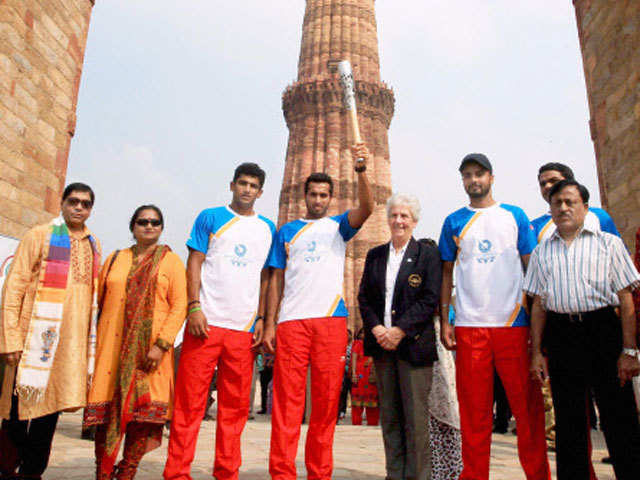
85,248,187,423
0,223,100,420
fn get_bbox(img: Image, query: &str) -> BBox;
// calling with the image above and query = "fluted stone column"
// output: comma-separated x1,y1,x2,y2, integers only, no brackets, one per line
279,0,394,330
573,0,640,248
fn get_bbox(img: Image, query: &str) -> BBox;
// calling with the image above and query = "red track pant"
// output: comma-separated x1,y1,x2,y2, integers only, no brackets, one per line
455,327,550,480
269,317,347,480
163,326,254,480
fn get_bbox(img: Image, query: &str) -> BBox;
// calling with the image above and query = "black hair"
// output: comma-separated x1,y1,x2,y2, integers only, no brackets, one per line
548,179,589,204
304,172,334,196
129,204,164,232
538,163,575,181
62,182,95,205
233,163,266,188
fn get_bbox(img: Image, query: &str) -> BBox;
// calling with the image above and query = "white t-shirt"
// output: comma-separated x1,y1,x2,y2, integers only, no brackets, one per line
186,206,275,331
268,212,358,324
438,203,536,327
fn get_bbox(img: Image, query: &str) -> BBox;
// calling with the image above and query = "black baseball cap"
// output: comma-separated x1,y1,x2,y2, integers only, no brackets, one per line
459,153,493,174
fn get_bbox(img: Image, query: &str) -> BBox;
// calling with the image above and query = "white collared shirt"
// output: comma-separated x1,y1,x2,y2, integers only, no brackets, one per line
384,241,408,328
523,226,640,313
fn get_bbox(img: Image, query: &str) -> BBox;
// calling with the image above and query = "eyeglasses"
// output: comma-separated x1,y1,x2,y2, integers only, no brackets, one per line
65,198,93,209
135,219,162,227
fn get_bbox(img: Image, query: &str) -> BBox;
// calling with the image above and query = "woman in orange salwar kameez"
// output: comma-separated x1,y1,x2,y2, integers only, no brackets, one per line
84,205,187,480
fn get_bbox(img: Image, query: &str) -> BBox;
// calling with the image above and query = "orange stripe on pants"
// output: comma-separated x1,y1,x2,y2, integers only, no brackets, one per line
455,327,550,480
163,326,254,480
269,317,347,480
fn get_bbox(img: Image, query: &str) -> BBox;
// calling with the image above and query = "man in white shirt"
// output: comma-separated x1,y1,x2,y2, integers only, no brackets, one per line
531,162,620,453
164,163,275,480
263,143,374,480
438,154,550,480
525,179,640,480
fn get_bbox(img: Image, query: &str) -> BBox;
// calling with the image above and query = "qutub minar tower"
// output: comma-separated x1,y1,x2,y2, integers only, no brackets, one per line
278,0,395,330
0,1,638,273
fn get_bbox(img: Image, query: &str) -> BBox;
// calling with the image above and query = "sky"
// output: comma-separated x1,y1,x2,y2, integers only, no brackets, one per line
67,0,599,259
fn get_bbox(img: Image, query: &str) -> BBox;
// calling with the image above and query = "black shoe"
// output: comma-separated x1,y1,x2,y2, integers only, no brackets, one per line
493,424,508,434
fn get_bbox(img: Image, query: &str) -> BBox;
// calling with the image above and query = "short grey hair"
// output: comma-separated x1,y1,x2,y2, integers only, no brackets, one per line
386,193,421,222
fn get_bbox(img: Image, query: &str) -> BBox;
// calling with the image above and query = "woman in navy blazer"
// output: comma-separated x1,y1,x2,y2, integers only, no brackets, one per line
358,193,442,480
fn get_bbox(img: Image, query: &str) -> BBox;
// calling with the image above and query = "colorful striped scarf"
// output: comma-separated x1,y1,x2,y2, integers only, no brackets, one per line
15,217,100,402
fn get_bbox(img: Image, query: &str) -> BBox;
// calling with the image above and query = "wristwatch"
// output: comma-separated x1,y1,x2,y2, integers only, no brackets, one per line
622,347,639,358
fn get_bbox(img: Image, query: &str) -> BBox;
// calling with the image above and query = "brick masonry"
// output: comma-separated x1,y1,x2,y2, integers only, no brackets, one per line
0,0,94,239
573,0,640,248
279,0,395,330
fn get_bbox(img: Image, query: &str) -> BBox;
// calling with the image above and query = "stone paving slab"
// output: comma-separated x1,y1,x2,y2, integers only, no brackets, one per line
44,411,615,479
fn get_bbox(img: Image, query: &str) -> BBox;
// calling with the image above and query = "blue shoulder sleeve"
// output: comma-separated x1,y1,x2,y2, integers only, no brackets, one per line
267,225,287,269
335,211,359,242
531,214,550,241
502,205,536,255
186,209,215,254
259,216,277,269
591,208,620,237
438,216,458,262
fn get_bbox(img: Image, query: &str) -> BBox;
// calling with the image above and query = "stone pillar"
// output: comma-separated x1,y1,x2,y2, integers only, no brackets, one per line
0,0,95,239
573,0,640,248
280,0,394,330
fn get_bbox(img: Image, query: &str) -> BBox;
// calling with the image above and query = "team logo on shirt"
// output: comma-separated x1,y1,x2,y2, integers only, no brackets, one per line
477,239,496,264
478,240,491,253
304,240,321,263
231,244,249,267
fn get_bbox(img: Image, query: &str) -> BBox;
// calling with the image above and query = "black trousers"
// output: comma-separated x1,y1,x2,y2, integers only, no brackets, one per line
337,369,351,417
493,369,511,431
259,365,273,412
1,394,59,478
545,307,640,480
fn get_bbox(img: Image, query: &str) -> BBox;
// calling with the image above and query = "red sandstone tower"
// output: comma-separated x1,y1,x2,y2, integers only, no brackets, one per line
0,0,95,239
279,0,394,329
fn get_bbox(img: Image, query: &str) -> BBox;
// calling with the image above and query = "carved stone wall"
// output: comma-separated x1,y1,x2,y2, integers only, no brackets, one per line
0,0,94,238
573,0,640,248
279,0,394,329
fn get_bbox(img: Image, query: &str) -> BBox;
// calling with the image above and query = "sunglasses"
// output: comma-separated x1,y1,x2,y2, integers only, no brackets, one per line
135,219,162,227
65,198,93,209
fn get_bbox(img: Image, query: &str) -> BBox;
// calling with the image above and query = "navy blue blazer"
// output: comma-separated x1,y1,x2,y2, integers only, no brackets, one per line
357,237,442,366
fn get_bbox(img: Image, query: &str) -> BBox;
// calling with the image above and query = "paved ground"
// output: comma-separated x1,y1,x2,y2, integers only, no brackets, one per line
44,410,615,479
